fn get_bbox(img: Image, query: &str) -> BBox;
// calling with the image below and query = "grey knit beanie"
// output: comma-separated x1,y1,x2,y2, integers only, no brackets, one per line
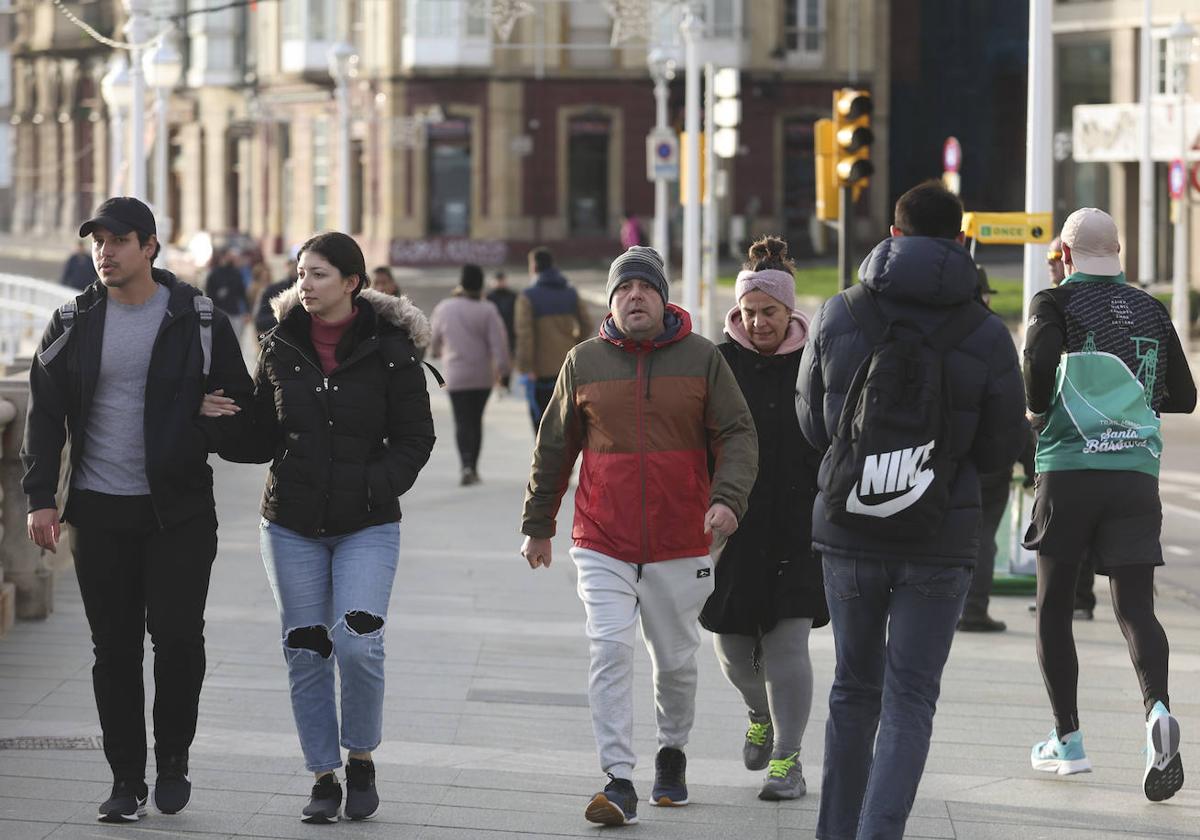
606,246,668,304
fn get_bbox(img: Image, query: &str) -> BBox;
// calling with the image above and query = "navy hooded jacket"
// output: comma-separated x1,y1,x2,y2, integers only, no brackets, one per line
795,236,1026,565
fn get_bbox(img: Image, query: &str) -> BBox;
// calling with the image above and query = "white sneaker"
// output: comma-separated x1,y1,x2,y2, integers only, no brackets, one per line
1143,701,1184,802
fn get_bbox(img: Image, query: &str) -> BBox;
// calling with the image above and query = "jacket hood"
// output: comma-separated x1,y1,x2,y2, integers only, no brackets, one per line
600,302,693,349
858,236,979,307
271,286,432,349
724,306,809,355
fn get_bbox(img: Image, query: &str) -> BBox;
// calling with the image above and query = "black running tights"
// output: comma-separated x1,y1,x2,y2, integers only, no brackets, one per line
1036,557,1169,735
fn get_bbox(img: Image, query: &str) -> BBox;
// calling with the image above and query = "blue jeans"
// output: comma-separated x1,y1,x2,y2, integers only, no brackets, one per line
816,554,970,840
260,518,401,772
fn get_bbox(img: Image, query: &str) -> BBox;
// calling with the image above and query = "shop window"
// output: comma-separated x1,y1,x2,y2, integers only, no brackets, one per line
428,116,472,236
568,115,611,234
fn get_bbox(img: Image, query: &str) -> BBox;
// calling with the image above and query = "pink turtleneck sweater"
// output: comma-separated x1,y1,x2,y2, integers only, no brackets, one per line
310,307,357,374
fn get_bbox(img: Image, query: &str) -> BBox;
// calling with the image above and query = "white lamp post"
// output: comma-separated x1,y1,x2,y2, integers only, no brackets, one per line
1168,15,1197,349
101,54,131,196
144,34,182,265
328,42,357,233
681,4,702,322
648,49,674,281
123,0,151,201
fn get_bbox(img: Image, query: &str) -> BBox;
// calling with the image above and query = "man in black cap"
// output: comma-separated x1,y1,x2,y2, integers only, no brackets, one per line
21,197,254,823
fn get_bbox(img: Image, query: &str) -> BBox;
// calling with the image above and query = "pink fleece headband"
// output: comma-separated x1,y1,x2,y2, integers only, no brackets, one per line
735,269,796,311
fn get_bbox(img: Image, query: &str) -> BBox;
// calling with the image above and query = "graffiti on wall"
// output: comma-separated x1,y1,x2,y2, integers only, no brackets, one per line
389,238,510,266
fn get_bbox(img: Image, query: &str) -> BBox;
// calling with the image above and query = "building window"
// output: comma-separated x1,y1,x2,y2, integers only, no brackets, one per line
785,0,824,57
782,116,816,257
312,118,329,232
569,5,612,70
403,0,490,69
281,0,339,74
1152,30,1190,98
568,115,610,234
427,116,472,237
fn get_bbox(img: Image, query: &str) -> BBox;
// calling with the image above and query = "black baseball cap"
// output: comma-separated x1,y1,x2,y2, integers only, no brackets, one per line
79,196,157,238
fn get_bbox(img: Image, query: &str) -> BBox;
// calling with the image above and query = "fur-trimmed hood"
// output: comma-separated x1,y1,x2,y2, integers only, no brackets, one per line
271,286,431,349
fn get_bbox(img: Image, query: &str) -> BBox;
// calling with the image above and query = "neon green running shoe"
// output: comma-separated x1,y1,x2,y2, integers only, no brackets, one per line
759,752,806,800
743,720,773,771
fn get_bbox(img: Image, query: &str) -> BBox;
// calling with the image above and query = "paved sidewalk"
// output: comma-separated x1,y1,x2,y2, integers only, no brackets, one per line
2,385,1199,839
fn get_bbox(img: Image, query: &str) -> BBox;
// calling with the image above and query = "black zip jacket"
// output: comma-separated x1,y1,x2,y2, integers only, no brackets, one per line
205,287,436,537
21,269,253,528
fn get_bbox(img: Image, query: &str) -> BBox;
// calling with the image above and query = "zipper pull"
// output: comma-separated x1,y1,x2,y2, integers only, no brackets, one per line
323,377,329,390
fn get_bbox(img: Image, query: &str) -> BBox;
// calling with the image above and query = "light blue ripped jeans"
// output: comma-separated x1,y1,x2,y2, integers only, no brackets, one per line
260,518,401,772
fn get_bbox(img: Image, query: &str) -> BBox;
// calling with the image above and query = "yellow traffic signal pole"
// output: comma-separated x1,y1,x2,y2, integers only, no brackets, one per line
832,88,874,290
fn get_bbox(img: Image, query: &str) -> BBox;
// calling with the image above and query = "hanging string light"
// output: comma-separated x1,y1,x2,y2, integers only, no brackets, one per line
468,0,536,42
604,0,654,46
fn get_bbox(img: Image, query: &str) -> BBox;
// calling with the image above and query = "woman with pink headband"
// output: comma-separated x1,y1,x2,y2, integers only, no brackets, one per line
699,235,827,801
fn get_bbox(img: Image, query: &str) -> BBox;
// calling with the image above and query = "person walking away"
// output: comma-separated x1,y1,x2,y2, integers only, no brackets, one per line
620,212,645,249
959,268,1036,632
796,181,1026,840
205,249,249,335
372,265,400,297
700,235,827,801
486,270,518,390
513,247,591,432
521,245,758,827
199,231,436,823
430,263,511,485
22,196,254,822
60,240,97,290
1023,207,1195,801
254,259,298,336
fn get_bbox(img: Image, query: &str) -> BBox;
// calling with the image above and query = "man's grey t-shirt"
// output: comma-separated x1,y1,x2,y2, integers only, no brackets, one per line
73,284,170,495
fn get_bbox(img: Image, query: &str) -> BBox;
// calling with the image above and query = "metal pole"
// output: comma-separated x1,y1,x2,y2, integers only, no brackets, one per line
838,185,852,290
703,62,718,340
336,76,351,232
1171,62,1190,349
126,1,148,201
1139,0,1155,285
110,107,125,196
1022,0,1053,330
681,4,702,322
154,86,170,265
652,73,671,281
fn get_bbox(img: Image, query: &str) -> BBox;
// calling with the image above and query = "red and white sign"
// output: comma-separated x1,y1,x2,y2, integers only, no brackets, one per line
943,137,962,174
1168,159,1187,199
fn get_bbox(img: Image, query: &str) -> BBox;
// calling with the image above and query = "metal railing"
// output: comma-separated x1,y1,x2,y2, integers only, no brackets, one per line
0,275,75,367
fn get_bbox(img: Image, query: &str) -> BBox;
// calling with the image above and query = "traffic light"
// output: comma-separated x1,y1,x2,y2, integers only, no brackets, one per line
813,118,839,222
832,88,873,189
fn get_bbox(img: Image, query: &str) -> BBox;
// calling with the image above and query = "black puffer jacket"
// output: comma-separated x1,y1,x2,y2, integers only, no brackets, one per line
210,287,436,536
700,339,828,636
795,236,1026,565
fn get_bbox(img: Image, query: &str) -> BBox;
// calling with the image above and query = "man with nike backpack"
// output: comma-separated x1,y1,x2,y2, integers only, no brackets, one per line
1023,207,1194,801
796,181,1025,840
21,197,253,823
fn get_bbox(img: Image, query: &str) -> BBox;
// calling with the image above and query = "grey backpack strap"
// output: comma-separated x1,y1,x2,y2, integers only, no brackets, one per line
194,295,214,378
38,300,78,366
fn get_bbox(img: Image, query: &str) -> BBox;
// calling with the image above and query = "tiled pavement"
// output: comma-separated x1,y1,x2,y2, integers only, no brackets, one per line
1,381,1198,839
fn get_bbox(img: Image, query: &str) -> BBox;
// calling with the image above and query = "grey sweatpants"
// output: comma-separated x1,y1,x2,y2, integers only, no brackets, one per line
571,547,715,780
713,618,815,758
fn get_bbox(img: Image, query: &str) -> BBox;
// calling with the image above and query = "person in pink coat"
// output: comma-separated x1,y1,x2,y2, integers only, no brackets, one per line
430,264,511,485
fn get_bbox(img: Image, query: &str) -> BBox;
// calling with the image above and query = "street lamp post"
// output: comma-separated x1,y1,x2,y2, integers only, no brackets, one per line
144,34,182,265
100,55,131,196
124,0,151,202
1168,16,1197,349
681,3,702,322
328,42,357,234
648,50,674,282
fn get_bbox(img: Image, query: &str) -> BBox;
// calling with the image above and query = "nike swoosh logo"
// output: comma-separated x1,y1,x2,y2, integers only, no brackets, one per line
845,469,935,518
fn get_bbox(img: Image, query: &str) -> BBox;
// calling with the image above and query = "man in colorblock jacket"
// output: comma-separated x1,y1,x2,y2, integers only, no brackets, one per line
520,245,757,827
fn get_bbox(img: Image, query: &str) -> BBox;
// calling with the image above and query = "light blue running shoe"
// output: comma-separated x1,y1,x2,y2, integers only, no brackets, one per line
1143,701,1184,802
1031,729,1092,775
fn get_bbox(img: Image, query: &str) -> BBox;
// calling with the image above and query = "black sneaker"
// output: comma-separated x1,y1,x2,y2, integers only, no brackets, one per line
585,775,638,826
650,746,688,806
343,758,379,821
957,614,1007,633
301,774,342,824
154,753,191,814
98,779,148,823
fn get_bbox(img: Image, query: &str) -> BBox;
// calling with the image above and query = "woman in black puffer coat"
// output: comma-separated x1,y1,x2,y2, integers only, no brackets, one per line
699,237,826,802
201,232,435,824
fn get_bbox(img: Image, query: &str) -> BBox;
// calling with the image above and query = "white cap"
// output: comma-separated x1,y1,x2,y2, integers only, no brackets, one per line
1060,207,1122,276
